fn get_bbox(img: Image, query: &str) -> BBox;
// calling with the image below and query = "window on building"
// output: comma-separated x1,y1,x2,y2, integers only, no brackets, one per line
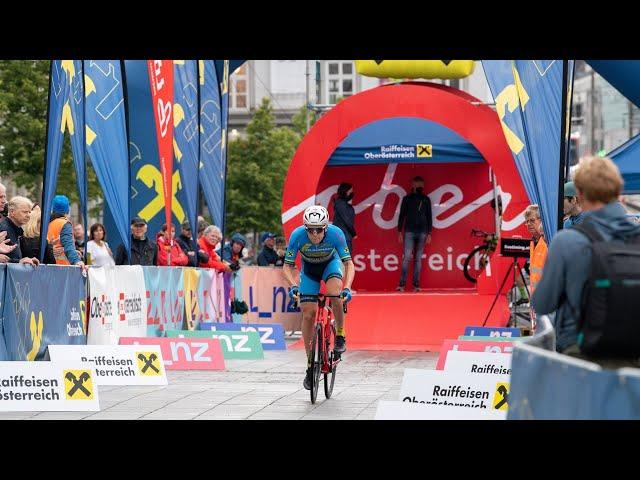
230,63,249,111
326,60,356,104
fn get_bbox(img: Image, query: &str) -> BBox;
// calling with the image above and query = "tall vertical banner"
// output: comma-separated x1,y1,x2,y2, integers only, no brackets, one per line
219,60,230,234
483,60,565,240
148,60,174,258
84,60,131,256
105,61,187,257
3,264,86,361
199,60,224,226
173,60,200,235
41,60,87,262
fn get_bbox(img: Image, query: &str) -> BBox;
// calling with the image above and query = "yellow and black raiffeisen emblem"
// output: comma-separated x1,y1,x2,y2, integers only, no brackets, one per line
136,352,162,376
63,369,94,400
492,382,510,411
416,144,432,158
286,251,294,257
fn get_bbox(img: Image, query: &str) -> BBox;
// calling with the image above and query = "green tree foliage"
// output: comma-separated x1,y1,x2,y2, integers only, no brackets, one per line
225,97,301,236
0,60,101,212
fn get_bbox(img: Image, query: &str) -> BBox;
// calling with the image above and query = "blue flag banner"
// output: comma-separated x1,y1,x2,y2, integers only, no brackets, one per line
509,343,640,419
84,60,131,256
483,60,565,240
104,60,188,256
3,264,86,361
215,60,245,84
608,133,640,194
199,60,225,227
174,61,200,235
143,266,185,336
588,60,640,109
42,61,71,261
68,60,87,242
0,265,8,361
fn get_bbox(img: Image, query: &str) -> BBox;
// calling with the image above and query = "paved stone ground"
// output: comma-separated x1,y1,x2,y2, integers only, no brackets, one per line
0,337,438,420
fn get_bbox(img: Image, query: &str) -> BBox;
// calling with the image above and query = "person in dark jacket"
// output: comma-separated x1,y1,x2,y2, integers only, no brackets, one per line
0,196,39,265
20,204,56,264
332,182,356,254
397,176,432,292
175,221,209,267
115,216,158,266
221,232,246,270
257,232,284,266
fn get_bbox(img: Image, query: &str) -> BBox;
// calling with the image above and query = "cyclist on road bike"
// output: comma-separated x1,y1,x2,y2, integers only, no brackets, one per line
283,205,355,390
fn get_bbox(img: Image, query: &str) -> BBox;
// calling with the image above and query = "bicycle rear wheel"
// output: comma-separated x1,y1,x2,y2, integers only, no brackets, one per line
310,324,322,404
324,322,337,399
463,245,490,284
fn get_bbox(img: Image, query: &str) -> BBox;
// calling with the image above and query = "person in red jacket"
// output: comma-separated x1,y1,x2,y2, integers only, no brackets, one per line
198,225,231,273
156,223,189,266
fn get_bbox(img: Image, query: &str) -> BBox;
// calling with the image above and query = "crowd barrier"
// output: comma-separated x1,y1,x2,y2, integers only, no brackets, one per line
0,264,231,360
0,264,301,361
509,315,640,419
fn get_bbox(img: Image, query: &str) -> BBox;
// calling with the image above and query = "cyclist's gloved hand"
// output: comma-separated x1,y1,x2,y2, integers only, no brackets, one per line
288,286,300,302
341,288,352,304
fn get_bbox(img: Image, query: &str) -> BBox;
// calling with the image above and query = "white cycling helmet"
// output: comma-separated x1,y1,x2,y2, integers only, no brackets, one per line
303,205,329,227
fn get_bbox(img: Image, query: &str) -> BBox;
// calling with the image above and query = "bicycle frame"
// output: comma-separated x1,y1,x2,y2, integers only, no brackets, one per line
314,294,346,375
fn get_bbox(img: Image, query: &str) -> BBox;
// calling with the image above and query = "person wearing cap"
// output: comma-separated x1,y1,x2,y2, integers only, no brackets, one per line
115,216,158,266
176,221,209,268
221,232,247,267
257,232,283,267
46,195,83,266
563,181,585,229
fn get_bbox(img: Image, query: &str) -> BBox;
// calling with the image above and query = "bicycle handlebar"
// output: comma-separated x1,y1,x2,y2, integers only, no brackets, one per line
294,293,348,313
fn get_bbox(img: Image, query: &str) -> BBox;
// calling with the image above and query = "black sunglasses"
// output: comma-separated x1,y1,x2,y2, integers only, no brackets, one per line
306,227,325,234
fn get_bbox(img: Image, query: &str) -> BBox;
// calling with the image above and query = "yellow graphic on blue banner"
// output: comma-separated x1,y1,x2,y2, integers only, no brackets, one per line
416,144,432,158
136,164,185,223
27,311,43,361
356,60,475,80
136,351,163,376
494,65,530,154
63,369,95,400
492,382,510,411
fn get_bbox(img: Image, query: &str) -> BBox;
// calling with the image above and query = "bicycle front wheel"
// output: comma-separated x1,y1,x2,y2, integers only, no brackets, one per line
310,324,322,404
324,322,337,399
463,246,490,284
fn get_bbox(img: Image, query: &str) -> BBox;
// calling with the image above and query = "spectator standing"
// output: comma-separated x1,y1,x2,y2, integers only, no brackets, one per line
86,223,115,267
115,217,158,266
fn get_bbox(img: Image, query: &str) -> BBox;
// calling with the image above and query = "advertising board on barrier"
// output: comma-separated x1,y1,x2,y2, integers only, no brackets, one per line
443,351,512,377
0,362,100,411
143,266,185,336
436,339,514,370
199,322,286,350
463,326,521,338
165,330,264,360
458,335,523,342
3,264,86,361
239,267,301,332
87,266,147,345
48,345,167,386
375,400,505,420
400,368,510,415
119,337,225,370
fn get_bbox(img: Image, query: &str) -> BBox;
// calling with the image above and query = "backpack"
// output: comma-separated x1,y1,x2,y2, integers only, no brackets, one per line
572,219,640,358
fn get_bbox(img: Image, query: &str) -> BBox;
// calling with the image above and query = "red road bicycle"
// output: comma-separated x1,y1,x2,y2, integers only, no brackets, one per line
300,293,347,404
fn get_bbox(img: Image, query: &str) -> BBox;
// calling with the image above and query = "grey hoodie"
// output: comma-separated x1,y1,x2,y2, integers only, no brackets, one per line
531,202,640,352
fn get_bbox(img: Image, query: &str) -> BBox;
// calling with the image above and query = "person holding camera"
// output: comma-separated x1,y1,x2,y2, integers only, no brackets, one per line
198,225,231,273
222,232,247,272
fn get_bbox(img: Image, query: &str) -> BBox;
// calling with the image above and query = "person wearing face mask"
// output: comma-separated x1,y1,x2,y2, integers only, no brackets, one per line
332,182,357,255
397,176,432,292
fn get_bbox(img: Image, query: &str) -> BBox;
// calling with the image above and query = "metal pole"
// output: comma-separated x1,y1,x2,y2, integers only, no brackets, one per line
305,60,311,132
557,60,569,234
590,67,595,154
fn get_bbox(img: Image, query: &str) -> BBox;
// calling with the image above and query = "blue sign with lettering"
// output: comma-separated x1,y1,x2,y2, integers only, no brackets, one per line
464,326,521,338
199,322,286,350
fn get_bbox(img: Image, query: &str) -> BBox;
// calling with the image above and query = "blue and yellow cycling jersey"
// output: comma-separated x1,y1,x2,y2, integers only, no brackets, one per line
284,224,352,266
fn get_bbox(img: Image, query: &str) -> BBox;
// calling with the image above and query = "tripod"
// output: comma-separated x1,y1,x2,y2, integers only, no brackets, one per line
482,257,530,327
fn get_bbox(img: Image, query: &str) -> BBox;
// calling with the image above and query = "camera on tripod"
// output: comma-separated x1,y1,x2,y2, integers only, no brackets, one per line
499,237,530,258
